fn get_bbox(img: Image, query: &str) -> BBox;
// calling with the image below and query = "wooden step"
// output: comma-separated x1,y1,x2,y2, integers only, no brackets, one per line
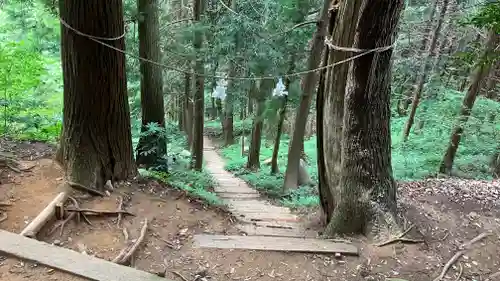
236,224,318,238
193,234,358,255
0,230,165,281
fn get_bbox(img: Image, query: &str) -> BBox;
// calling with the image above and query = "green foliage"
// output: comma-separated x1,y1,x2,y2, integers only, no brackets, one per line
220,90,499,207
464,2,500,32
138,122,222,206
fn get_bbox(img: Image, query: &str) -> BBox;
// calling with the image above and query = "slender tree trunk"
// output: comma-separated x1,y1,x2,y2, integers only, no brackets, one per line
270,58,295,175
209,61,219,119
283,0,330,191
136,0,166,167
247,95,254,115
324,0,403,236
439,30,498,175
247,79,273,170
402,0,449,141
57,0,136,190
216,98,223,129
317,6,337,223
184,71,194,146
191,0,205,170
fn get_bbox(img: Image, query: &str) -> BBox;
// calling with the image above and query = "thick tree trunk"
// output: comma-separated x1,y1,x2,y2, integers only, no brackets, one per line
323,0,403,236
270,59,294,175
402,0,449,141
57,0,136,190
247,79,273,170
317,6,337,223
439,30,498,175
135,0,166,168
216,98,224,129
191,0,205,171
319,0,361,221
282,0,330,191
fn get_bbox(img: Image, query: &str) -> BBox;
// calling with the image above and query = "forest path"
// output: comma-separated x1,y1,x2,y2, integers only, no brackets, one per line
202,137,317,238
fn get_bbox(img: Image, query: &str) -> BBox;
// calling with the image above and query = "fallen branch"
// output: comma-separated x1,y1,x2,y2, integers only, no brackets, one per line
64,207,134,217
116,218,148,265
122,226,129,240
454,262,463,281
433,232,491,281
66,181,106,197
112,243,132,263
377,225,424,247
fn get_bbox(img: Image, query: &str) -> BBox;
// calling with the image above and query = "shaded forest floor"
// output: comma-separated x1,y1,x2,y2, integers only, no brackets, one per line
0,139,499,281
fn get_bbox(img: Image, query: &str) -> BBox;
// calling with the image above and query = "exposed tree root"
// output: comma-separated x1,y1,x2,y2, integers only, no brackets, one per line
116,196,124,226
113,218,148,265
433,232,490,281
0,202,12,207
64,207,134,217
49,197,80,236
0,153,35,173
66,181,106,197
172,271,190,281
0,212,7,223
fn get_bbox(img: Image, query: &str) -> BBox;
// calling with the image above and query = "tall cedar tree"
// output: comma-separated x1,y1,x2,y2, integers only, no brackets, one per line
57,0,136,190
402,0,450,141
136,0,167,167
439,29,499,175
320,0,404,235
192,0,205,170
282,0,331,190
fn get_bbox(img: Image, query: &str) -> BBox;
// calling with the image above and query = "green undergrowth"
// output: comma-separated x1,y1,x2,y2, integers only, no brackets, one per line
204,118,253,137
219,90,499,207
138,123,222,206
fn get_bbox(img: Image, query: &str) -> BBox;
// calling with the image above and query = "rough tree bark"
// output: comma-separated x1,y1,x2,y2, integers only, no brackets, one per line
402,0,449,141
247,79,273,170
316,5,337,224
322,0,403,235
135,0,166,167
319,0,360,222
57,0,136,190
282,0,330,191
191,0,205,170
183,71,194,146
439,30,499,175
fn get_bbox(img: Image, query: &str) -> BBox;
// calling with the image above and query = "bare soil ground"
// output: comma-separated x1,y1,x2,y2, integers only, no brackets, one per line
1,139,499,281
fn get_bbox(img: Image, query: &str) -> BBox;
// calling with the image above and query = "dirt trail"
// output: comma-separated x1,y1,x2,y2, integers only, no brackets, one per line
1,140,500,281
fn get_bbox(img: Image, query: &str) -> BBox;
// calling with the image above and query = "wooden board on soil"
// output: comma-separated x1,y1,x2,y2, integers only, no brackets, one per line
236,224,318,238
193,234,358,255
0,230,166,281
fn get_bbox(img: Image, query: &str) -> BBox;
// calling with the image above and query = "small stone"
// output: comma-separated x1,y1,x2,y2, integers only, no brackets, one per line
53,240,62,246
334,253,342,259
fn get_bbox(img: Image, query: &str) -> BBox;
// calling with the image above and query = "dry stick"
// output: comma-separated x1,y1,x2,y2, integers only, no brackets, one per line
433,232,491,281
116,196,124,227
0,202,12,207
122,226,129,240
377,225,424,247
118,218,148,265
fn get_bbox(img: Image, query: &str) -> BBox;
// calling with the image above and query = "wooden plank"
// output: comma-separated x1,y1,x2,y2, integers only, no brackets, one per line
217,192,260,199
193,234,358,255
239,219,303,229
234,212,299,222
0,230,166,281
236,224,318,238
